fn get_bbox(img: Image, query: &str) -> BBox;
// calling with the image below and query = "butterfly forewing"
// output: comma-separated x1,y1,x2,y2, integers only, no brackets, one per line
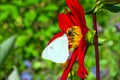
42,34,69,63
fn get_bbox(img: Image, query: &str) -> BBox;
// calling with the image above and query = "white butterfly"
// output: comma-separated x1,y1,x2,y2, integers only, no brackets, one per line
42,34,69,63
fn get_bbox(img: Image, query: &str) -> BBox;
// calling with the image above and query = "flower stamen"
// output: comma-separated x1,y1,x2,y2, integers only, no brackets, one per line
66,26,83,48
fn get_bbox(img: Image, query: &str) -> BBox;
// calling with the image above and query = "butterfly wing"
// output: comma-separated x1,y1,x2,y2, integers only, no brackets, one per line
42,34,69,63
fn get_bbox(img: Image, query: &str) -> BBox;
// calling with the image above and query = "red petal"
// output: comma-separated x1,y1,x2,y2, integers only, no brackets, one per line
60,47,78,80
60,37,88,79
58,12,74,32
48,32,64,45
77,37,88,78
66,0,88,34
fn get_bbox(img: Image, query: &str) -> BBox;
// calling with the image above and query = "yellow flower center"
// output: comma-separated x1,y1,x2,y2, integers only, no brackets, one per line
66,26,83,48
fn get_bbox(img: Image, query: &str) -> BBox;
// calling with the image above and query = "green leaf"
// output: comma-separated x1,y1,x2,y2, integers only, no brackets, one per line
24,44,39,58
86,30,106,45
38,14,49,22
103,4,120,12
86,29,96,45
0,11,9,22
86,0,120,14
86,1,103,14
0,35,17,66
24,10,37,27
24,0,40,6
16,35,28,47
98,37,106,45
11,6,19,20
100,0,120,4
45,4,58,11
8,66,20,80
0,4,19,20
0,46,1,52
32,61,46,70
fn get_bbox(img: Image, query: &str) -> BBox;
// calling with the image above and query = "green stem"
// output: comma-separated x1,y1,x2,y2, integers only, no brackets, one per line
92,13,100,80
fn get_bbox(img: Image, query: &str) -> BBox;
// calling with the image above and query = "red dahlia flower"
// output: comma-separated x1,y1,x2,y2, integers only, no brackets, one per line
42,0,88,79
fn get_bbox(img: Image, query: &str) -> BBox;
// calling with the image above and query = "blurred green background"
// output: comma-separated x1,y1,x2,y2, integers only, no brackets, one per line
0,0,120,80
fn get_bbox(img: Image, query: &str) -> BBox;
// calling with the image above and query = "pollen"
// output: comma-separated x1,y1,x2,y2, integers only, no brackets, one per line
66,26,83,48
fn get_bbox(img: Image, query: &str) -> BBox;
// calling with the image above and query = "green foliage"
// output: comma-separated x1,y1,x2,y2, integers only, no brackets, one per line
0,0,120,80
100,0,120,4
0,35,17,66
86,29,96,44
24,10,37,28
98,37,106,45
86,0,120,14
103,4,120,12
